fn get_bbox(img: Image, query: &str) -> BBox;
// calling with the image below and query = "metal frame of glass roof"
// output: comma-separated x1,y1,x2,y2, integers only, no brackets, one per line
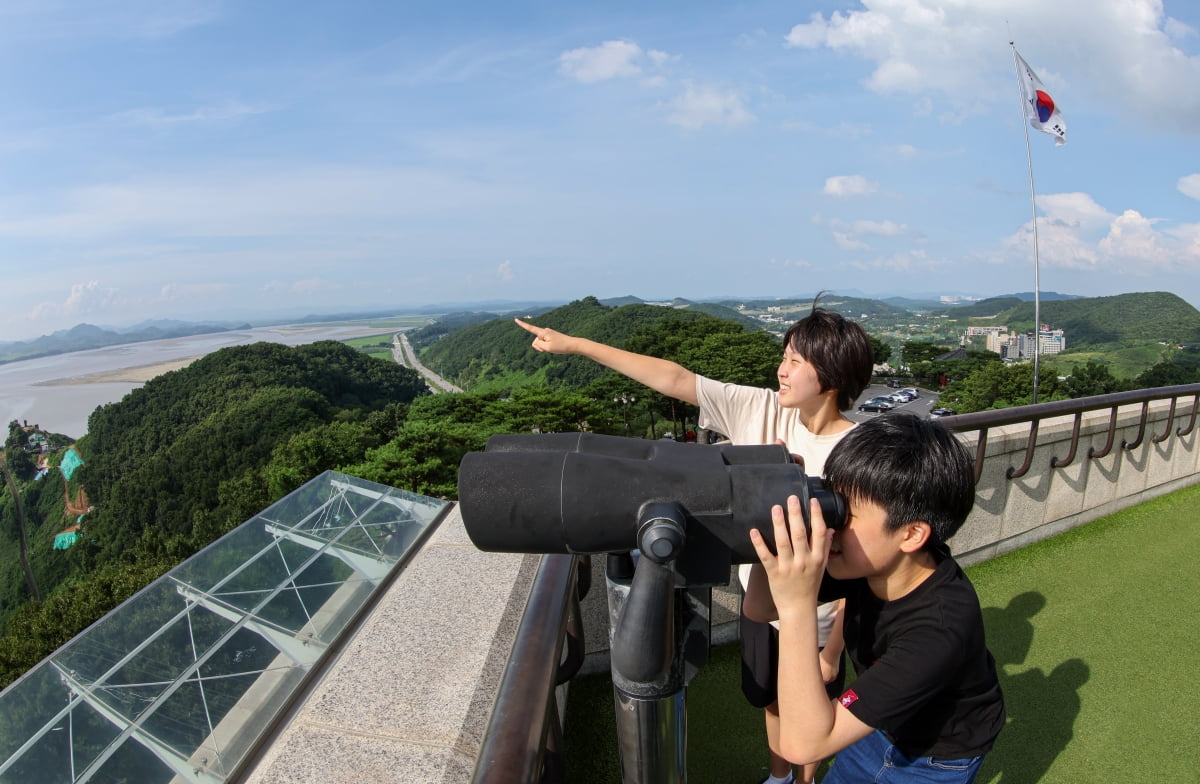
0,470,450,784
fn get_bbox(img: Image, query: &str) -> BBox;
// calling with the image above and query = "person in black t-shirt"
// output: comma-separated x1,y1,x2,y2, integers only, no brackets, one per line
745,414,1005,784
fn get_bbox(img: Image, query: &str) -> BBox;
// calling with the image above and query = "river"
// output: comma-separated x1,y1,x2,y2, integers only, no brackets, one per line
0,324,396,439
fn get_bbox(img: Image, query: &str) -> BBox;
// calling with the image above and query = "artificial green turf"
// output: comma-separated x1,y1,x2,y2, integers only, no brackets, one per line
564,483,1200,783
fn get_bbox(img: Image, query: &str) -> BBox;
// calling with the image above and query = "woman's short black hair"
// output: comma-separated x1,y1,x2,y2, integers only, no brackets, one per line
782,296,874,411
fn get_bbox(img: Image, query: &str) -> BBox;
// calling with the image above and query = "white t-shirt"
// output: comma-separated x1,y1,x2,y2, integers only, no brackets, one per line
695,375,846,475
695,374,851,643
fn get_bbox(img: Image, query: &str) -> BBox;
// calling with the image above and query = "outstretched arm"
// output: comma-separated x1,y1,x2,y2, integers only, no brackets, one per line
514,318,699,405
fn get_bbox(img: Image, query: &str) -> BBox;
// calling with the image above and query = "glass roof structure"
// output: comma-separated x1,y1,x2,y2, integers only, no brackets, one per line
0,471,449,784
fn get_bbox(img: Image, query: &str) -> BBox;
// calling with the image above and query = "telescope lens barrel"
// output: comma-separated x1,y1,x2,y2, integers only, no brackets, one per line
457,433,846,563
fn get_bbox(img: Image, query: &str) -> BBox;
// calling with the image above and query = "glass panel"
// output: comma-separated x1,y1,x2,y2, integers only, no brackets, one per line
0,471,447,783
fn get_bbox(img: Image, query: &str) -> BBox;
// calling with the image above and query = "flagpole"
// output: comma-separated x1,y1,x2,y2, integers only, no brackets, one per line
1011,40,1042,404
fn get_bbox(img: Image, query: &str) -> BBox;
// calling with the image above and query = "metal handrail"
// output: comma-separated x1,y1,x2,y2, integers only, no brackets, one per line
937,383,1200,483
472,554,588,784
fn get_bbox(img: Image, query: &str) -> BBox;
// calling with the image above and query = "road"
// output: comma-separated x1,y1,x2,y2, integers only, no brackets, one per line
392,332,462,394
846,384,940,423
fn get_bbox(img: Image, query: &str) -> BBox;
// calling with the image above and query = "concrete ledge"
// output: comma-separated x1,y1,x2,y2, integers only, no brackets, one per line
242,507,538,784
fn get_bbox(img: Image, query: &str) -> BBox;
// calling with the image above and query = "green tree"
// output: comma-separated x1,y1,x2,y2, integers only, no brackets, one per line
264,421,384,498
1134,360,1200,388
2,443,34,482
935,350,1004,387
940,362,1066,413
1064,360,1130,398
0,559,170,689
496,387,604,434
341,419,492,499
868,335,893,366
901,340,946,366
5,421,24,448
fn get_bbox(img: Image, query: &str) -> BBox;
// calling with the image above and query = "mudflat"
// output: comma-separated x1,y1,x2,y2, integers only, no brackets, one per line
36,357,201,386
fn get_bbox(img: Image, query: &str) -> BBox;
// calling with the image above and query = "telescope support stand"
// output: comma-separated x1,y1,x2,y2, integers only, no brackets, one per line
604,503,711,784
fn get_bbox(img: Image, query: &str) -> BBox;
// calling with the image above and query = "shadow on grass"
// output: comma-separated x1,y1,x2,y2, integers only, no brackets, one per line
566,591,1091,784
566,487,1200,783
979,591,1090,784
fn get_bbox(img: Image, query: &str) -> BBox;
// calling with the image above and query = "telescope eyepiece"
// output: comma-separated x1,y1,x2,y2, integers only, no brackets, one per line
805,476,847,532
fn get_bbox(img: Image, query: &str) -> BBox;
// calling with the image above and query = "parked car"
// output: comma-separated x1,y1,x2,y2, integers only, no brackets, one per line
901,387,920,399
859,397,896,413
929,407,957,418
886,378,903,388
887,392,910,404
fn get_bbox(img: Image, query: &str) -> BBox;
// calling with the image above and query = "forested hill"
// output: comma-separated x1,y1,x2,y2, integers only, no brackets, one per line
948,292,1200,348
0,340,430,685
78,341,429,562
417,296,782,391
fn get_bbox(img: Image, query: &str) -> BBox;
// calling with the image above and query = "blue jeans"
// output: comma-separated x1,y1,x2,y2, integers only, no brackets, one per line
822,730,985,784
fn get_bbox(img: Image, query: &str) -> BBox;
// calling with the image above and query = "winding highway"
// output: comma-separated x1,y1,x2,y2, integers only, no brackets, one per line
392,332,462,394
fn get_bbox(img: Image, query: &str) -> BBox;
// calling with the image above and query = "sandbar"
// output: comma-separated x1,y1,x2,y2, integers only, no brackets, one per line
36,357,202,386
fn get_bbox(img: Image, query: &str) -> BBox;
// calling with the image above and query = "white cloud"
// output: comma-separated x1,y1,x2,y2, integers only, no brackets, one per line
852,219,907,237
497,260,514,281
26,280,120,320
784,13,830,49
1180,173,1200,200
833,231,868,250
665,83,754,129
824,174,878,197
559,40,647,83
1097,210,1176,269
782,1,1200,130
1000,191,1200,274
829,218,909,250
1037,192,1116,233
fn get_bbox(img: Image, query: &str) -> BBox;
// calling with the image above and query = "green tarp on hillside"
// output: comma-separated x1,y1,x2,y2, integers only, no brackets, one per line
53,532,79,550
60,448,84,481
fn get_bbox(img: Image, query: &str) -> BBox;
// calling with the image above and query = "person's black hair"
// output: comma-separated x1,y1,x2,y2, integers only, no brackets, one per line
823,413,975,547
782,294,873,411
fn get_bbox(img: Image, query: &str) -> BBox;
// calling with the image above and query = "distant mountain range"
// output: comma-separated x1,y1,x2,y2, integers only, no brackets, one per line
0,320,251,365
3,290,1185,365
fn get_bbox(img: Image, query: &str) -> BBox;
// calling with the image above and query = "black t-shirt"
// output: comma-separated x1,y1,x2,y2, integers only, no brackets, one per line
820,546,1006,758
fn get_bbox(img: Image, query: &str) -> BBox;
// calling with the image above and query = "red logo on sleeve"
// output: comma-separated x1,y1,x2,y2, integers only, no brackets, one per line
838,690,859,708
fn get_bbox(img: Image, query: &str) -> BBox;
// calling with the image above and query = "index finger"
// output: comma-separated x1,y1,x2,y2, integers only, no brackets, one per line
514,318,539,335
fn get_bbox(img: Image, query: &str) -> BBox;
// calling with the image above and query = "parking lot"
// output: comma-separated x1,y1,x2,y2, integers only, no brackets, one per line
846,384,942,423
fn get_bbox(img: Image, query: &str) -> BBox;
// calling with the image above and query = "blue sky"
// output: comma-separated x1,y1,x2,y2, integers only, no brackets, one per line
2,0,1199,342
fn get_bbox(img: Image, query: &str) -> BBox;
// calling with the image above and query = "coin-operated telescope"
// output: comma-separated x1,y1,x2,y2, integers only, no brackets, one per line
458,433,845,784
